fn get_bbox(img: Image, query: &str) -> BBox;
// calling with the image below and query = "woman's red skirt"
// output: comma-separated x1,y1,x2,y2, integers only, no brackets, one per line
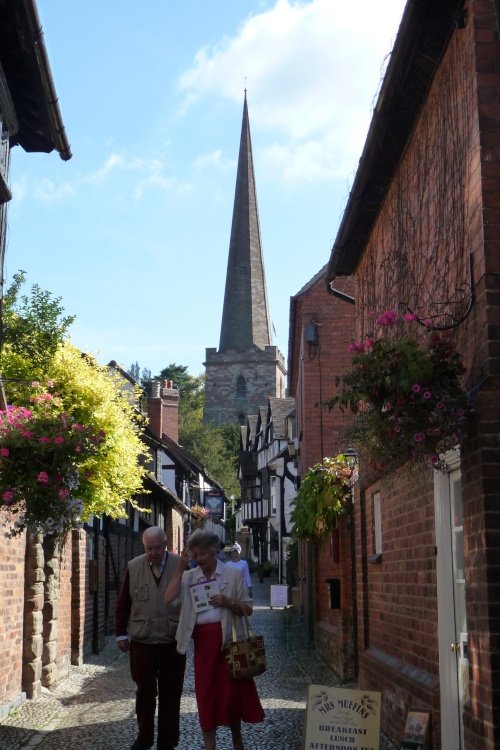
193,622,265,731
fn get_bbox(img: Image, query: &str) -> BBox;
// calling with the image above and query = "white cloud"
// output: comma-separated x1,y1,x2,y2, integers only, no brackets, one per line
33,178,76,203
193,150,235,173
22,152,191,204
178,0,406,183
86,153,125,183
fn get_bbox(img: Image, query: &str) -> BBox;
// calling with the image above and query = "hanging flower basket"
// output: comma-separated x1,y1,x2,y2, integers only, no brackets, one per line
190,504,209,529
0,384,105,536
290,454,356,540
331,312,473,472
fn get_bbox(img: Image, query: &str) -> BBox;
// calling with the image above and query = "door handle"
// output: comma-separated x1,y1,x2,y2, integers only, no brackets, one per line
451,642,461,654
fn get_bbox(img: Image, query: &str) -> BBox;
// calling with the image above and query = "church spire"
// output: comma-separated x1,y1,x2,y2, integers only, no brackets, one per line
218,93,273,353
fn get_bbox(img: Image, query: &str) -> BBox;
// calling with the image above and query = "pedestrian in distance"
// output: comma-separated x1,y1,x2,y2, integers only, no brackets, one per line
115,526,186,750
225,542,252,598
164,529,264,750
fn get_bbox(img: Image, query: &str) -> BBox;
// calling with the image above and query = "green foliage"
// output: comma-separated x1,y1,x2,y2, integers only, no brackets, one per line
290,455,355,540
161,364,205,420
48,345,147,518
179,418,240,499
0,274,147,535
329,319,473,471
1,271,75,370
133,361,240,500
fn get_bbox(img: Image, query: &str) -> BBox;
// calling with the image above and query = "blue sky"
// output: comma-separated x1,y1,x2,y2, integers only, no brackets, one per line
6,0,407,378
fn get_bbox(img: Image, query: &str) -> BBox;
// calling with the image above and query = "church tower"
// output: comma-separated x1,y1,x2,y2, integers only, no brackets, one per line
204,93,286,425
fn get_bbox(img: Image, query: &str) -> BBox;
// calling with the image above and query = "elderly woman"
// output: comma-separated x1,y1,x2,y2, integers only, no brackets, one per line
165,529,264,750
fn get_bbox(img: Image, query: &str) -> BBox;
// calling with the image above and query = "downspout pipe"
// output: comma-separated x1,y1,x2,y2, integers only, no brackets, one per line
22,0,72,160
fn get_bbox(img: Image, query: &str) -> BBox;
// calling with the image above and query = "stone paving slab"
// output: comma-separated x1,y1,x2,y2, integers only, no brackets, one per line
0,578,397,750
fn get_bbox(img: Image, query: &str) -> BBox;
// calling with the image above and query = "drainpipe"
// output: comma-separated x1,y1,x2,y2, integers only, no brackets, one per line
92,516,100,654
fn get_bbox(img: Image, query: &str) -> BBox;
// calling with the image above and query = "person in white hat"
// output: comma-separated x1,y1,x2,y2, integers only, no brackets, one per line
225,542,252,597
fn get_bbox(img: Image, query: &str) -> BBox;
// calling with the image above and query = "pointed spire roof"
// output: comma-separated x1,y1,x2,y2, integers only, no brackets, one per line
218,93,273,353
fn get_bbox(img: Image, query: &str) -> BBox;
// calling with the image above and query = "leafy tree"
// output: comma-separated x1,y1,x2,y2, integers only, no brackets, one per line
1,270,74,375
128,361,141,382
0,273,147,530
160,363,204,420
48,344,147,519
179,418,240,499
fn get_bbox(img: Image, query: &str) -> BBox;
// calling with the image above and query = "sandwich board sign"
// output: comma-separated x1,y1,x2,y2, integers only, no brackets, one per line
303,685,381,750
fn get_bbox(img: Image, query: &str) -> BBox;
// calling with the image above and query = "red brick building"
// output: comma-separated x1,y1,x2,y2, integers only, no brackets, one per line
325,1,500,747
287,267,355,678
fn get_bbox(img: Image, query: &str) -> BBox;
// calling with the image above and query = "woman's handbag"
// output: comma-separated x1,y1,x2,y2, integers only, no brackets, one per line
223,614,267,680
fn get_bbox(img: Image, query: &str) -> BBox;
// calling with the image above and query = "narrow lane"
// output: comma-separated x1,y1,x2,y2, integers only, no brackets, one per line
0,579,397,750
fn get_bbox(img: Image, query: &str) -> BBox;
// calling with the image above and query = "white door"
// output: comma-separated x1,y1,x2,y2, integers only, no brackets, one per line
434,451,469,750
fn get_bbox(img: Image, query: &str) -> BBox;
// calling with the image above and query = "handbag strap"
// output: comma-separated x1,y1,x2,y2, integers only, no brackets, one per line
230,613,254,642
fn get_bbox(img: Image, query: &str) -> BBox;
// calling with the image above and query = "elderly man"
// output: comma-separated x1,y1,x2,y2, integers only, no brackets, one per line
115,526,186,750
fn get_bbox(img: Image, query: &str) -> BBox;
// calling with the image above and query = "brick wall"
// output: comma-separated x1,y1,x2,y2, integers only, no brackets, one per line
347,2,500,746
288,271,356,675
355,471,440,743
0,522,26,713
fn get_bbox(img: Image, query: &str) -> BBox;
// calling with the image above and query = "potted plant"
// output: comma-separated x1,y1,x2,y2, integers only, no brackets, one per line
190,503,209,529
330,311,473,472
290,454,356,540
0,383,105,536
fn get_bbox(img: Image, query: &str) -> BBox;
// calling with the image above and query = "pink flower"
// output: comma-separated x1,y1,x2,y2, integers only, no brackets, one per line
30,381,40,387
403,313,417,321
54,436,65,444
75,444,82,453
37,471,49,484
423,391,432,399
2,490,14,504
376,310,398,326
58,488,70,499
39,436,51,444
414,433,426,443
364,337,375,349
348,341,365,353
0,447,10,457
412,384,421,393
21,431,33,438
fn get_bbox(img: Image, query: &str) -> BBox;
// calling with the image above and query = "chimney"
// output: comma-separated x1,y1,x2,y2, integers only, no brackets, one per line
147,379,180,443
160,380,179,443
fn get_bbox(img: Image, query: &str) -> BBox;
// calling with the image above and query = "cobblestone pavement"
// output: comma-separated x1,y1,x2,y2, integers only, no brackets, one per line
0,578,397,750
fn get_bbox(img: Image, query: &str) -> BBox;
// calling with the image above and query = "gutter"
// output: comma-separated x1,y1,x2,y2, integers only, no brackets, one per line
22,0,72,160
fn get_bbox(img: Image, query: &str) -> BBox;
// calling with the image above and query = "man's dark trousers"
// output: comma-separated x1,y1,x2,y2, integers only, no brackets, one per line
130,640,186,749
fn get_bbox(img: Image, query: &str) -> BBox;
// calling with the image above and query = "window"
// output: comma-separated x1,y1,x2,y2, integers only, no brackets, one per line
236,376,246,400
270,476,277,516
